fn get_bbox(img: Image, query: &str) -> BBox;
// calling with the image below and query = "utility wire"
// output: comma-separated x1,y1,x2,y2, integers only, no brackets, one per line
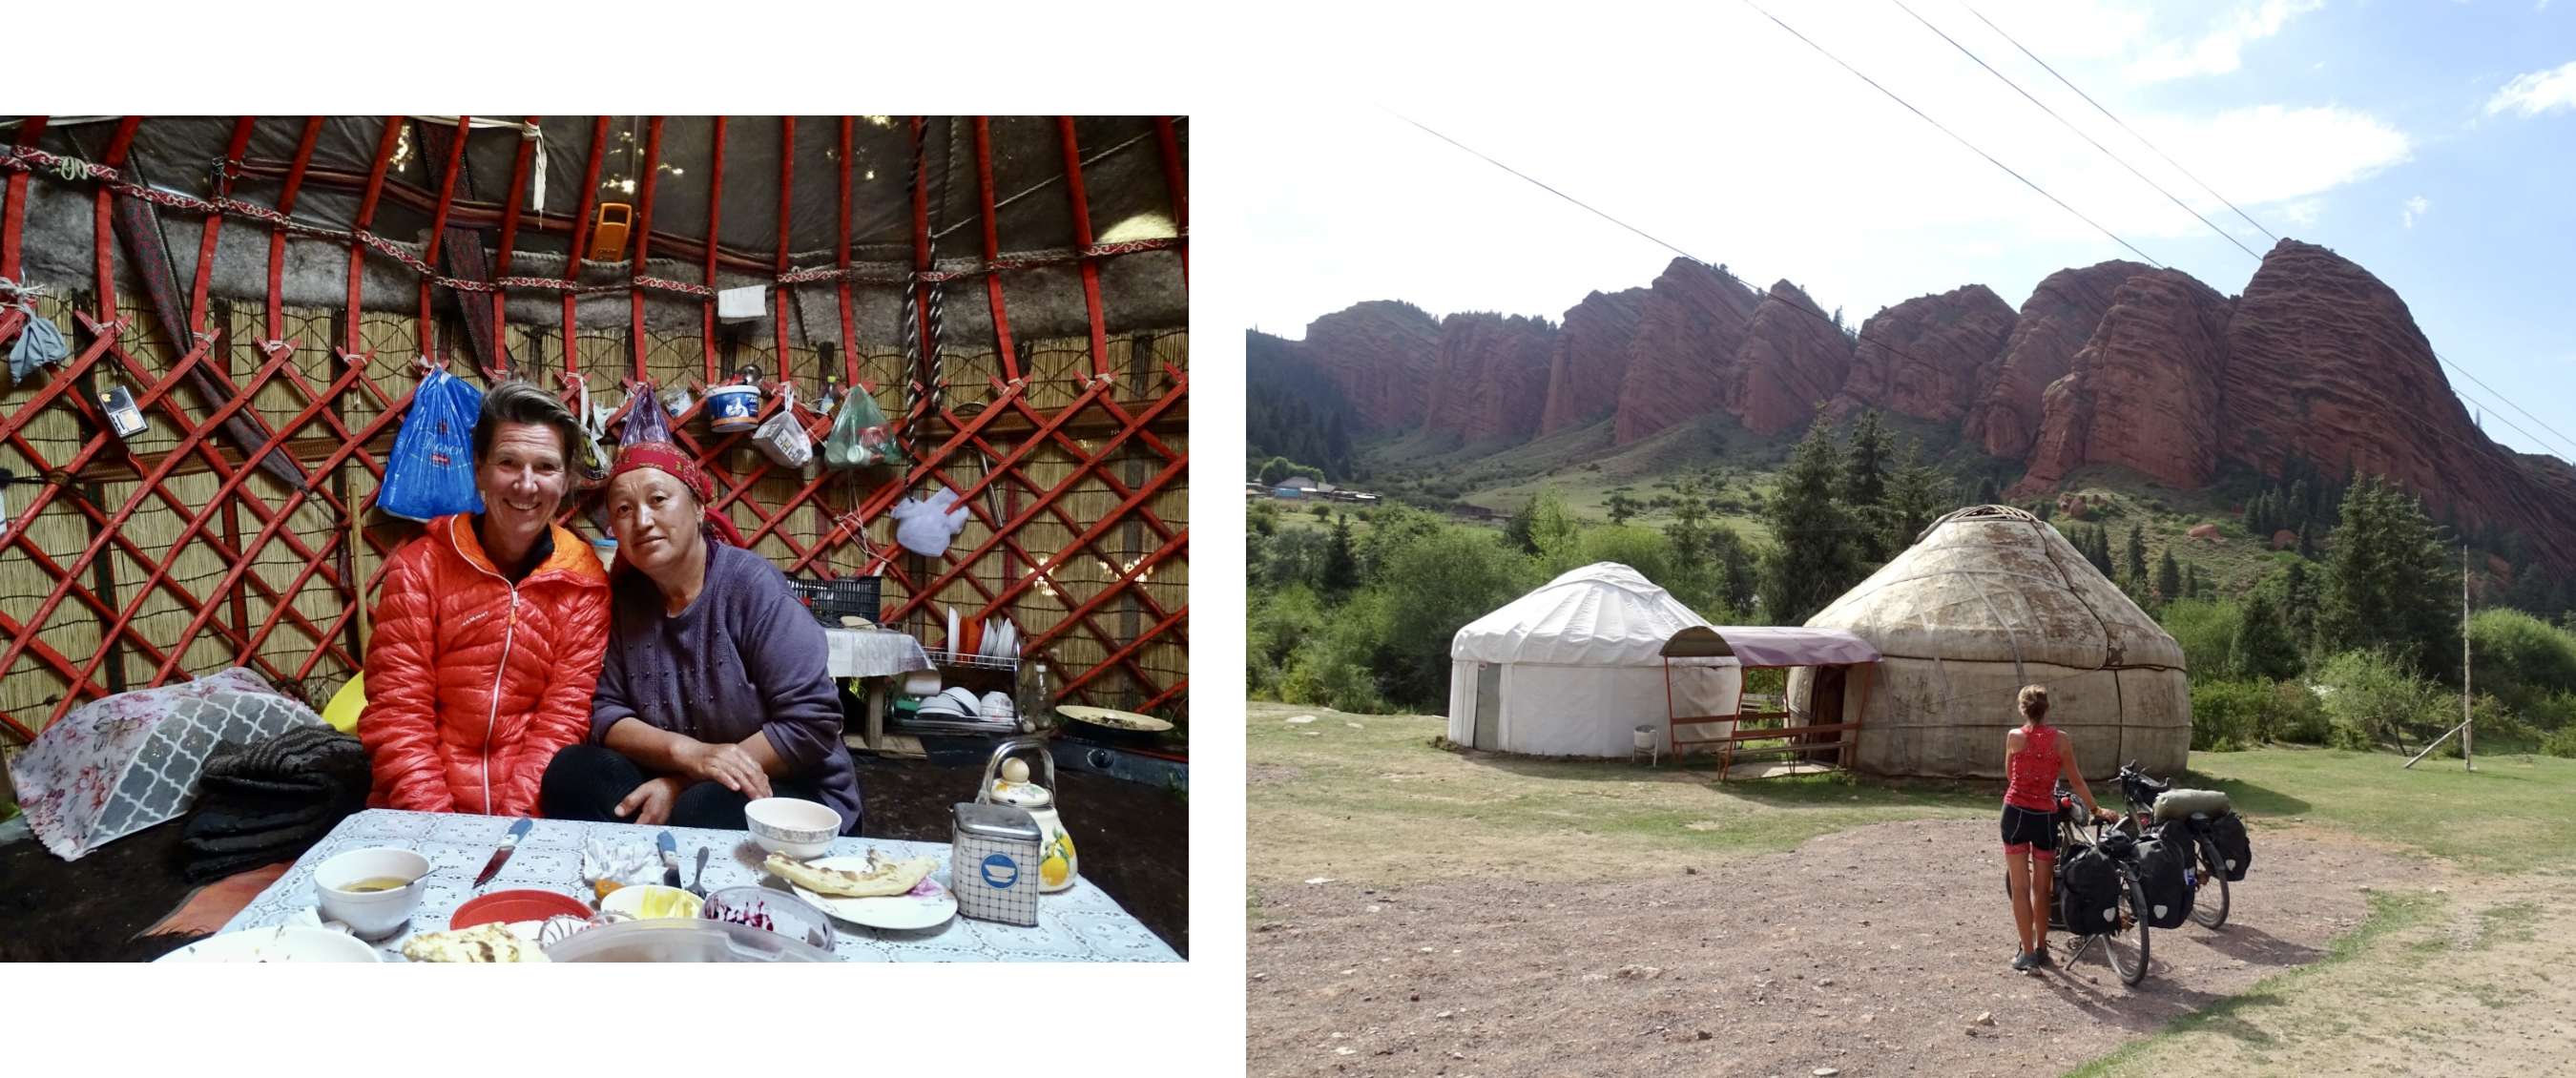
1735,0,2164,269
1955,0,2279,243
1939,1,2576,463
1889,0,2265,262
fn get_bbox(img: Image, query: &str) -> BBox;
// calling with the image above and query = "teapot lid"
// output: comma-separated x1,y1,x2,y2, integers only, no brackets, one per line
989,778,1052,809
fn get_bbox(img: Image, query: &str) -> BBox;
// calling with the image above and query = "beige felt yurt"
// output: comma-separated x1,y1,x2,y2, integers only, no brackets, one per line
1789,505,2190,779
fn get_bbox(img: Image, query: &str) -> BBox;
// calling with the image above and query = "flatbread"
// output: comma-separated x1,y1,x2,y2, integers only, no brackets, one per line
402,922,549,963
764,850,936,898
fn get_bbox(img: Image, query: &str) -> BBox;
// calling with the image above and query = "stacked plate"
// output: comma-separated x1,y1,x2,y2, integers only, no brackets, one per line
897,687,1018,736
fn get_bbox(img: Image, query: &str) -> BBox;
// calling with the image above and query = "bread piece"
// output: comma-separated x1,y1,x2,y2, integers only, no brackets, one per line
401,921,550,963
764,850,936,898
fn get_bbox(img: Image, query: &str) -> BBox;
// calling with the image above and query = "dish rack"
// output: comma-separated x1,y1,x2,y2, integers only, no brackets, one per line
926,650,1020,673
783,574,882,627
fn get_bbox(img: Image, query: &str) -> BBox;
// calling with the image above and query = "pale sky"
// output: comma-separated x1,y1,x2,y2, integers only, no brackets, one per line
1231,0,2576,462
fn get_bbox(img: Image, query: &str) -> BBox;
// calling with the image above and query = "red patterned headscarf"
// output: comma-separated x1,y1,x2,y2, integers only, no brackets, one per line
609,441,746,548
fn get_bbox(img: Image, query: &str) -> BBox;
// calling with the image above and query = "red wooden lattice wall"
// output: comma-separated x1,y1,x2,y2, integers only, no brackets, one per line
0,115,1188,745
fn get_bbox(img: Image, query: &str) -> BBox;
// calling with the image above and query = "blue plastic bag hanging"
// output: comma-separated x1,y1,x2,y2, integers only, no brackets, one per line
375,368,487,522
2,279,71,384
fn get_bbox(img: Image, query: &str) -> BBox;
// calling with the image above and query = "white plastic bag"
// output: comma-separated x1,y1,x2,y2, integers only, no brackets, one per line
754,384,814,468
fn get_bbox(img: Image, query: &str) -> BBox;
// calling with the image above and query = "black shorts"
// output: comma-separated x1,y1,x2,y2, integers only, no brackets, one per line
2001,803,2059,860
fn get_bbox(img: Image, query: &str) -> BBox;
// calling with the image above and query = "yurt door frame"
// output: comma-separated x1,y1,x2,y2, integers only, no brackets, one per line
1660,627,1873,780
1472,661,1502,751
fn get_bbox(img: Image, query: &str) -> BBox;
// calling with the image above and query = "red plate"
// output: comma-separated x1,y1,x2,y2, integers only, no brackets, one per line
449,889,591,928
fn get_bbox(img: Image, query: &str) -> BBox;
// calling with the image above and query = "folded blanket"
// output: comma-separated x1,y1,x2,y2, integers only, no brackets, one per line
179,726,370,882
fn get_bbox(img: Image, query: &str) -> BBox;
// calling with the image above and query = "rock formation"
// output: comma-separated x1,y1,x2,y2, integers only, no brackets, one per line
1832,284,2018,425
1537,288,1648,437
1963,261,2152,459
1298,301,1441,431
1423,312,1557,443
1612,259,1764,445
1731,281,1855,436
2019,270,2233,492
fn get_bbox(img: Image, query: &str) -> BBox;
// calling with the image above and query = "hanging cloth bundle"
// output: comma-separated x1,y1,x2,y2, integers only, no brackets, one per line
1,278,71,384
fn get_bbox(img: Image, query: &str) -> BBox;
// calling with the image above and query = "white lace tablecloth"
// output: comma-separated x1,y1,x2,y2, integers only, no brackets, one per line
821,628,933,679
218,810,1178,963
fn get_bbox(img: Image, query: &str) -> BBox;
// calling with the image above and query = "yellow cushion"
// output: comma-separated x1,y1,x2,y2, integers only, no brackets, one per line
322,673,366,734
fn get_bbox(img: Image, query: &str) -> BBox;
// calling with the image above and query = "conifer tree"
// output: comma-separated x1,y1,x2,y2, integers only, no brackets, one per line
2233,590,2304,681
2156,548,2183,604
1761,420,1868,623
2317,476,2460,677
2126,523,2150,584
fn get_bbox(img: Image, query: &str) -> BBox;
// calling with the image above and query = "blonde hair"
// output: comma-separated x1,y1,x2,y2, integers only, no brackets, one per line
2017,684,2050,722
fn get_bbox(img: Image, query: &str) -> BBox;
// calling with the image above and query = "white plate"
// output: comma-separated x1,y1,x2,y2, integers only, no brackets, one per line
156,926,382,963
780,855,958,931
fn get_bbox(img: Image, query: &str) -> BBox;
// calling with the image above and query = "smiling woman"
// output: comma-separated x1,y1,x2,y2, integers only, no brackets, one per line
357,380,613,819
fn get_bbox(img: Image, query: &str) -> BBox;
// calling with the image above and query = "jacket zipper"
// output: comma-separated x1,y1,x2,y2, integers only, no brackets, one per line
459,515,533,816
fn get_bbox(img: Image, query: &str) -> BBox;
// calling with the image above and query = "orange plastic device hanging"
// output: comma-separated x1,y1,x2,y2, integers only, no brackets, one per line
587,202,634,262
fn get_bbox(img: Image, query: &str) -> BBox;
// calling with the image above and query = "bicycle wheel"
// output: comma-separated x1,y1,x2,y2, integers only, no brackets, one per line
2102,870,2150,986
2190,834,2232,929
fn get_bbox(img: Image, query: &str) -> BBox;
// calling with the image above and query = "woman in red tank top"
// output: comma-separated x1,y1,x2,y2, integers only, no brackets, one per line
2000,684,2113,973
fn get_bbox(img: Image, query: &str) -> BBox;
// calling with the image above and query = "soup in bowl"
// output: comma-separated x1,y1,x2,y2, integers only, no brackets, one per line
313,846,430,939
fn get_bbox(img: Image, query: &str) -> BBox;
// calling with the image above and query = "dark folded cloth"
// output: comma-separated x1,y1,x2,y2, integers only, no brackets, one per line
179,725,370,883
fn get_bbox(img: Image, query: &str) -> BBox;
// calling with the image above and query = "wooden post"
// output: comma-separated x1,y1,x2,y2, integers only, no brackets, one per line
2462,542,2473,772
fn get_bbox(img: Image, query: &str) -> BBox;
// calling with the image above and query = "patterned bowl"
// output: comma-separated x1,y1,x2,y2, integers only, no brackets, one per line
744,797,838,858
700,885,836,950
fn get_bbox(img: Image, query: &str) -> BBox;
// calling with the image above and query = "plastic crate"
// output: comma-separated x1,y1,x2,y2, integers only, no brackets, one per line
783,574,882,627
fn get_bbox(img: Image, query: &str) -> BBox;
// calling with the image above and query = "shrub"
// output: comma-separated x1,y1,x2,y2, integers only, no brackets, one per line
2190,679,2270,751
2467,609,2576,716
2271,680,2332,745
2163,598,2245,680
2542,726,2576,759
2312,650,2447,751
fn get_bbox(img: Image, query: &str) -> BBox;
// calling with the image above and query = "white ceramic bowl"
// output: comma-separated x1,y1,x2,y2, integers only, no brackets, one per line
600,883,703,921
744,797,840,858
156,926,382,963
312,846,431,939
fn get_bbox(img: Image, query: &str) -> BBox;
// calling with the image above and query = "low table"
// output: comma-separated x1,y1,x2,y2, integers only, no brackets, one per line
821,627,933,751
218,810,1179,962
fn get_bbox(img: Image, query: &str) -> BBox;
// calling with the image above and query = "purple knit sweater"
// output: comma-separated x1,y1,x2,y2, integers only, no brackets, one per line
588,543,861,833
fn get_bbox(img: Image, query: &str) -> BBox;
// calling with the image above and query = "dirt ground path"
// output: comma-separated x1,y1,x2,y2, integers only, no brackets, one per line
1248,818,2453,1077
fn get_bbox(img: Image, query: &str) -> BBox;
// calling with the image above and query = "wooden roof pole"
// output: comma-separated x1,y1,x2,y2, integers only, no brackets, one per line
491,115,541,378
1055,116,1110,377
346,117,405,356
418,115,473,364
702,116,728,385
264,117,324,343
0,114,45,280
628,115,664,384
1153,115,1186,286
835,115,857,389
973,117,1019,381
772,116,796,384
188,116,260,336
561,116,610,382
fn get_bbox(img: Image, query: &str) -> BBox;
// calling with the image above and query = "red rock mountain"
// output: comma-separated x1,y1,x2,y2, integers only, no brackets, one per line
1538,288,1649,437
1732,281,1856,436
1832,283,2018,425
1613,259,1765,445
1259,239,2576,570
1423,313,1558,443
2020,270,2235,492
1963,260,2150,459
1298,301,1440,430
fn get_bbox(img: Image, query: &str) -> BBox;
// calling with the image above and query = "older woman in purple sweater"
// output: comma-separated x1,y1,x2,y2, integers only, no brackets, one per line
539,443,863,834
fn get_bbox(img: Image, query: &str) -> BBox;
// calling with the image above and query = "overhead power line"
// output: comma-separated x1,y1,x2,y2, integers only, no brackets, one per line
1888,0,2266,262
1954,0,2280,244
1934,1,2576,464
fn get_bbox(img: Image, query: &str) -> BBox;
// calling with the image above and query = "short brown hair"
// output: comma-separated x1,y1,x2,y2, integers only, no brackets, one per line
2018,685,2050,721
474,379,582,464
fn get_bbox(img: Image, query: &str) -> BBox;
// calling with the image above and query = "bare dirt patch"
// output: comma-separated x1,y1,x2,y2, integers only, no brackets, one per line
1248,818,2430,1077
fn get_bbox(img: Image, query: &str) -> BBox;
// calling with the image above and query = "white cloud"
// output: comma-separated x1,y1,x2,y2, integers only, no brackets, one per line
2486,60,2576,117
2403,196,2430,228
2127,0,2325,83
2277,197,2323,226
1228,1,2413,336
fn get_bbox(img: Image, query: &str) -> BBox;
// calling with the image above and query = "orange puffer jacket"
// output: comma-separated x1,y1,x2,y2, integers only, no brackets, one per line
358,513,610,817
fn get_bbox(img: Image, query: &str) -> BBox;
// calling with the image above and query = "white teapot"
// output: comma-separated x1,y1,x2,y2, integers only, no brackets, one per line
978,737,1076,893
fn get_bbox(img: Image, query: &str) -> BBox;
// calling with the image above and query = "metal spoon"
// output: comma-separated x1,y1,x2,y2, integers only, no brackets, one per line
689,847,711,898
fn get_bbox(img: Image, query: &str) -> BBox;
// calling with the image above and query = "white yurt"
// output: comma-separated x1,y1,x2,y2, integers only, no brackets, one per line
1447,563,1741,757
1791,505,2191,779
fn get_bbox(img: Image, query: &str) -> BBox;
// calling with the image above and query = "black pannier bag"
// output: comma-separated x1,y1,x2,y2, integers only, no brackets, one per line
2132,831,2194,928
2208,812,2254,881
2056,842,2124,936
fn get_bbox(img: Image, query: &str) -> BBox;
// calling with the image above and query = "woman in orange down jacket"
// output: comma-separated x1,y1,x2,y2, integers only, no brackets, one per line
358,381,610,817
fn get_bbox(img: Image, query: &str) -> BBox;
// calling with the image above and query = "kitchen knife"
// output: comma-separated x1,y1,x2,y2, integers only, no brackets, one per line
472,818,535,886
657,829,682,887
